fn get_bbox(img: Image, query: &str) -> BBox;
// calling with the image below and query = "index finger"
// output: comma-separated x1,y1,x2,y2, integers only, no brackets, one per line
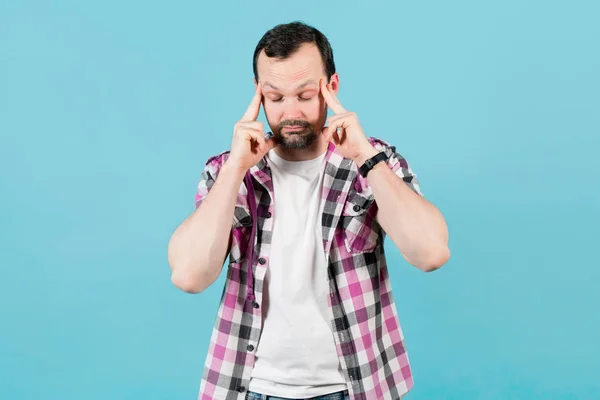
242,82,263,121
320,79,346,114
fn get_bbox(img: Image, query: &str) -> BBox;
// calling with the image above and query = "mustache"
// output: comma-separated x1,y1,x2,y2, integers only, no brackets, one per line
277,120,311,130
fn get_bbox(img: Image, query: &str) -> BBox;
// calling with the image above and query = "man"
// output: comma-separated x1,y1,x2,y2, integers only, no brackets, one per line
168,21,449,400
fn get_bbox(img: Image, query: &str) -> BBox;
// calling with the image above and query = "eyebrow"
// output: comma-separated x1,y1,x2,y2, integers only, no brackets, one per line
263,80,318,92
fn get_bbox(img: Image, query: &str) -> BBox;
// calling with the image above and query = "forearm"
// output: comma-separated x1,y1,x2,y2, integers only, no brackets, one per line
365,160,449,271
168,162,246,293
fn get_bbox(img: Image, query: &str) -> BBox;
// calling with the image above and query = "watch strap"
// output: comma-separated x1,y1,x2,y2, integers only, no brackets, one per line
359,151,389,177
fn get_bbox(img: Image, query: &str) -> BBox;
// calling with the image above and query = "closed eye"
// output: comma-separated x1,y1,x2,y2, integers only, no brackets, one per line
269,91,316,103
271,96,312,103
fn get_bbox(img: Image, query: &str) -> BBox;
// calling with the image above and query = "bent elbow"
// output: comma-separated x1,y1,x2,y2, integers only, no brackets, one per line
419,246,450,272
171,269,208,294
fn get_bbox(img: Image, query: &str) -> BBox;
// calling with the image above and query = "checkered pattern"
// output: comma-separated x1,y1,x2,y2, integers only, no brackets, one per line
194,137,422,400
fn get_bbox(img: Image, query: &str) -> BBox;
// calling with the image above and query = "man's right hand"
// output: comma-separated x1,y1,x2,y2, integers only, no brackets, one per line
228,82,277,172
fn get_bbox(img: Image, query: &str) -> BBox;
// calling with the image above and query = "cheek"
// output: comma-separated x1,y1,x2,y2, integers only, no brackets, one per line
302,99,324,121
263,103,282,123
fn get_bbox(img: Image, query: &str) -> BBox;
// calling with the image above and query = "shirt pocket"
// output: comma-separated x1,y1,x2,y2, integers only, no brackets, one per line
232,204,253,229
229,204,253,264
341,190,380,253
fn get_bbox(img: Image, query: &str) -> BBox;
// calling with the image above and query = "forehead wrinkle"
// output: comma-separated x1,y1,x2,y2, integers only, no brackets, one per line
263,79,318,92
259,61,318,90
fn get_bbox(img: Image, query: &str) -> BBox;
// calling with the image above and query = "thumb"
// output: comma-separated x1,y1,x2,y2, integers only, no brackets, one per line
321,125,331,142
264,133,278,152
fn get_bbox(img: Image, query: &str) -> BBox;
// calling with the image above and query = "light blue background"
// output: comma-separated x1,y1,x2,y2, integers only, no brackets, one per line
1,1,598,399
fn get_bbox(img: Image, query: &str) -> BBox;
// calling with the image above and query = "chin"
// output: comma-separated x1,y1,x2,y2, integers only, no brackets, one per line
276,131,318,149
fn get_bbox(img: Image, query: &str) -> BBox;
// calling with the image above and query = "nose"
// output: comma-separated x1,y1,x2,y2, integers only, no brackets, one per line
282,99,303,120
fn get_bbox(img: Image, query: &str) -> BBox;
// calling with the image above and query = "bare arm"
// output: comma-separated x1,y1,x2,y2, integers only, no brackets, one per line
318,80,449,273
168,81,276,294
168,162,245,294
360,150,450,272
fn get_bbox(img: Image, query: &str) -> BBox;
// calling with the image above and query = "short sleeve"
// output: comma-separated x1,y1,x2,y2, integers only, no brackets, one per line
368,137,423,196
194,151,230,209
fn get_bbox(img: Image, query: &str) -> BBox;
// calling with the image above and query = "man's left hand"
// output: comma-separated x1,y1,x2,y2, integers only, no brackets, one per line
320,79,379,166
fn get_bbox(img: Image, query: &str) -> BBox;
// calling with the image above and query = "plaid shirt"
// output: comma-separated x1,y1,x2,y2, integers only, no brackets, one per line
194,137,422,400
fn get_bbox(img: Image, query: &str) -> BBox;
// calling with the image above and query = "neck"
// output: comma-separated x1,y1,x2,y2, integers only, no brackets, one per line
272,134,330,161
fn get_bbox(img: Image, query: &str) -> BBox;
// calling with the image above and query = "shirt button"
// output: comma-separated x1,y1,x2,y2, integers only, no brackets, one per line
247,344,255,352
237,386,246,393
353,205,361,212
258,258,266,265
264,211,272,218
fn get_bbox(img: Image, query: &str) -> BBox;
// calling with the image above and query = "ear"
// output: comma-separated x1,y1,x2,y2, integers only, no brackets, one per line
328,73,340,96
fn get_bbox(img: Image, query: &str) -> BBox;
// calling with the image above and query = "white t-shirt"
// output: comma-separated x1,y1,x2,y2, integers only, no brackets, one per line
248,149,348,398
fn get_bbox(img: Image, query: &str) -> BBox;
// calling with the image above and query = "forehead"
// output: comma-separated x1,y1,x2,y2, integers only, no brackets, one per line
256,42,324,89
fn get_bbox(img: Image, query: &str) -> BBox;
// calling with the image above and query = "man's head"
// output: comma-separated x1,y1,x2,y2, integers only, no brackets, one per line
253,22,339,150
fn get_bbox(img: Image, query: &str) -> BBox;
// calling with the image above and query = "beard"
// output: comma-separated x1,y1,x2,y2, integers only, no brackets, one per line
272,119,319,149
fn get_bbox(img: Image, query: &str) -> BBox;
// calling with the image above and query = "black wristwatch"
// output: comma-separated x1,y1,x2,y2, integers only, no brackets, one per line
358,151,389,177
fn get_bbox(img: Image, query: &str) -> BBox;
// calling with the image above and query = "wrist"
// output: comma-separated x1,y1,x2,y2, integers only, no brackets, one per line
354,145,379,167
222,159,248,180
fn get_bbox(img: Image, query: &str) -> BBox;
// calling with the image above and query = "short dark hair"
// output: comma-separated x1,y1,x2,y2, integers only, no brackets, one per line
252,21,336,82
